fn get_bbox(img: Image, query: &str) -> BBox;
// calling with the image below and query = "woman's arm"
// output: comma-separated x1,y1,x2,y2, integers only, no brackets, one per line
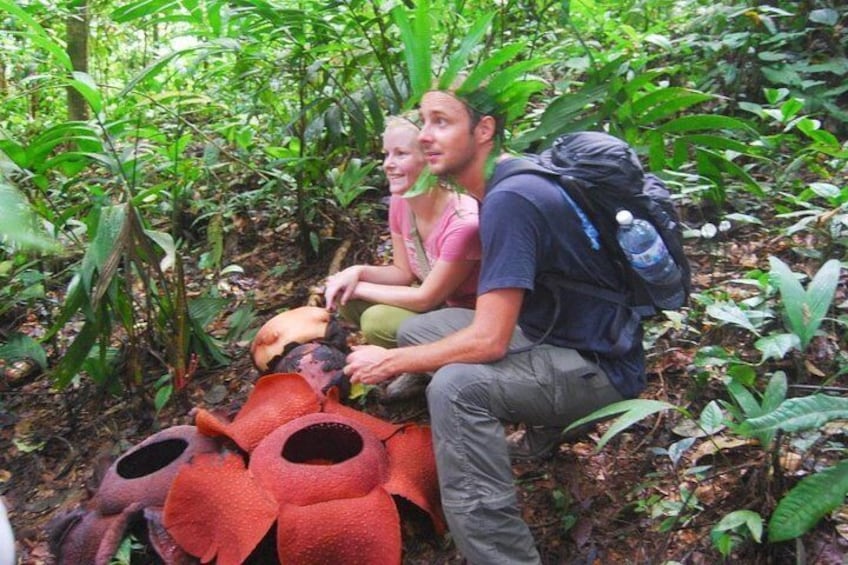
324,233,417,310
350,257,477,312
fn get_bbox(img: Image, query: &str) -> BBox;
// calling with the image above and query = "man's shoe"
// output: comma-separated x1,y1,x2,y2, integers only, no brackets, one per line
380,373,430,404
506,426,563,461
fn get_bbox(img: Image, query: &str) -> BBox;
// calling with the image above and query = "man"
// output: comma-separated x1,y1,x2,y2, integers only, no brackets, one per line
344,88,646,564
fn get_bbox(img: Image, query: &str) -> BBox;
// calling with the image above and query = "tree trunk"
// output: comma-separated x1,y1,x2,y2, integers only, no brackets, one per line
66,0,89,121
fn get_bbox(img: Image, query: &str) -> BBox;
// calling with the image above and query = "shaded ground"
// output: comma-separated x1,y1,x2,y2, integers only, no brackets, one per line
2,204,847,564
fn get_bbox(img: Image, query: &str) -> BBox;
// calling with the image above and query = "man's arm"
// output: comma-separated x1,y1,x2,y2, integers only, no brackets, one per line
344,287,524,384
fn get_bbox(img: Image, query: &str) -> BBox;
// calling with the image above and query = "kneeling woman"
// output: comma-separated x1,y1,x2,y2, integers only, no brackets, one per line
325,115,480,354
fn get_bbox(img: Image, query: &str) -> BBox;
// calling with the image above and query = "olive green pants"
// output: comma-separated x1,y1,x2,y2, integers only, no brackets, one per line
338,299,418,349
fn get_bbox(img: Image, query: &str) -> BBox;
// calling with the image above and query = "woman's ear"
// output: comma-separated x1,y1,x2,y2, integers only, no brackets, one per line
474,115,497,144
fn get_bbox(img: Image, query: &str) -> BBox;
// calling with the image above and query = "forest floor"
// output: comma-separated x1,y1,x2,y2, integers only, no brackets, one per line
2,201,847,564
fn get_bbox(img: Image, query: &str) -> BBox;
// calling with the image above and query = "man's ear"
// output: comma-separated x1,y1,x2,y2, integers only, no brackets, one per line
474,115,497,144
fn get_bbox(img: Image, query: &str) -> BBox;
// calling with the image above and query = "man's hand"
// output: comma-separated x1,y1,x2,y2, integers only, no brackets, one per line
344,344,397,385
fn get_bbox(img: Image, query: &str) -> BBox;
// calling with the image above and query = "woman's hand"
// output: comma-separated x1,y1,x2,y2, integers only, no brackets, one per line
324,266,361,311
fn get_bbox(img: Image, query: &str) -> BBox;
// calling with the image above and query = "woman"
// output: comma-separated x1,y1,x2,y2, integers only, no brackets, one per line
325,115,480,397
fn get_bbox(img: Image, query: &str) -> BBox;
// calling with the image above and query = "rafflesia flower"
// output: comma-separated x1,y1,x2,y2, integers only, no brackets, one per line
47,425,219,565
164,372,445,565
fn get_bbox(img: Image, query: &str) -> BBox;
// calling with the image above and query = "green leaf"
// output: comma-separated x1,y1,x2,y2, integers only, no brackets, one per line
188,296,229,328
391,1,432,105
706,302,761,335
739,395,848,436
564,399,677,451
657,114,757,134
0,333,47,370
632,88,713,126
440,11,495,92
698,401,725,435
809,9,839,26
768,460,848,542
713,509,763,543
144,229,176,272
725,379,762,419
761,371,788,413
111,0,182,22
769,257,841,349
0,182,58,251
459,43,525,95
68,72,102,114
755,333,801,362
154,382,173,413
52,319,100,388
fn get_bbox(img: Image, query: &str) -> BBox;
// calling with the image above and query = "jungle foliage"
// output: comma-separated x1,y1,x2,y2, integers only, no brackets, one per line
1,0,847,561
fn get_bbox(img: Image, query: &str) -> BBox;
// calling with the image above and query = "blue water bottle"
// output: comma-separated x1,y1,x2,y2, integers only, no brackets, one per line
615,209,684,309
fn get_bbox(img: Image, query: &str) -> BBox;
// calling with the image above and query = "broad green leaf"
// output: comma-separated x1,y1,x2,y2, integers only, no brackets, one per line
391,2,432,104
0,333,47,370
768,460,848,542
761,371,788,413
111,0,182,22
657,114,756,134
154,382,173,413
755,333,801,362
119,44,221,98
0,183,58,251
809,9,839,26
698,401,725,435
441,11,495,92
725,379,762,419
770,257,841,349
189,296,230,328
705,302,761,335
739,395,848,436
459,43,526,96
713,509,763,542
632,88,713,125
80,205,129,294
564,399,677,452
144,229,176,272
68,72,102,114
53,319,100,388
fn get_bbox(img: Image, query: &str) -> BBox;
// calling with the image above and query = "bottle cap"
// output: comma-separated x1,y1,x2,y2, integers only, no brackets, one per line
615,209,634,226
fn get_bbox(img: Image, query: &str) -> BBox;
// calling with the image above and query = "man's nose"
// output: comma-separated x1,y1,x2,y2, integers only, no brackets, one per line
418,125,432,146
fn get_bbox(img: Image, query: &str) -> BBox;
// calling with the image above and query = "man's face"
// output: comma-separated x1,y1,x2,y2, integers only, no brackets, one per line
418,91,479,178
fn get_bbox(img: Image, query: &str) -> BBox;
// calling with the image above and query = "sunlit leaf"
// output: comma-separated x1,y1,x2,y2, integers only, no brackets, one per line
705,302,761,335
755,333,801,361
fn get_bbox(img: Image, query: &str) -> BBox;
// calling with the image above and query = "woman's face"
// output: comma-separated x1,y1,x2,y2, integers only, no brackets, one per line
382,125,426,196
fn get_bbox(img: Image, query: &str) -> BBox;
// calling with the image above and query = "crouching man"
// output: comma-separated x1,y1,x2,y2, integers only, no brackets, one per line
344,85,646,564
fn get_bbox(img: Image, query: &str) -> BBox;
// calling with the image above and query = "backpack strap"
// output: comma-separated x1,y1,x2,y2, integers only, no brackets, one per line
490,159,650,354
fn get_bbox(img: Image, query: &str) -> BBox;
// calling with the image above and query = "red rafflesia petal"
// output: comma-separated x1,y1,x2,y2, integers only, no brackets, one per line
276,488,402,565
383,424,446,534
322,388,399,441
195,373,321,452
163,452,277,565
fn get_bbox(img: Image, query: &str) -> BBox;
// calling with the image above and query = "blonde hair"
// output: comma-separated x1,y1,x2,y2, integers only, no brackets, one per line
383,114,420,135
